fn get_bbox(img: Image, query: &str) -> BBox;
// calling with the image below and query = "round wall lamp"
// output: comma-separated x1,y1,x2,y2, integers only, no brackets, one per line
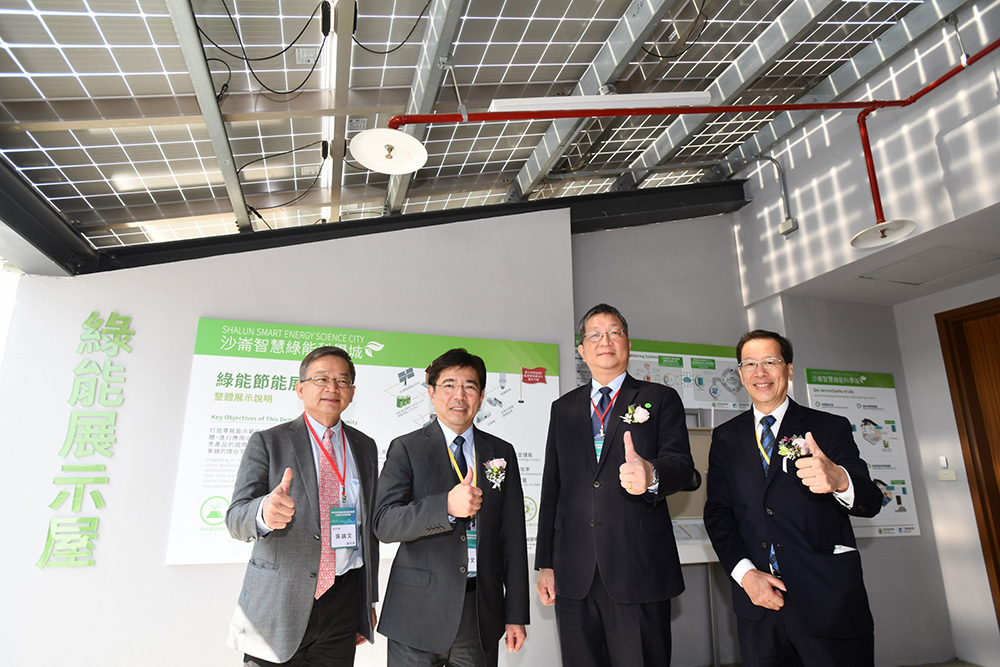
349,128,428,175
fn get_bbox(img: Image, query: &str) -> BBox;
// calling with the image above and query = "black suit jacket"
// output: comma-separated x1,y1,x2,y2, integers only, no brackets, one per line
373,421,530,654
704,399,882,639
226,416,380,662
535,374,694,603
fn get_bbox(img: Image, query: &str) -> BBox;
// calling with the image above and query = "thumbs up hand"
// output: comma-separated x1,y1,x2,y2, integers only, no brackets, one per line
263,467,296,529
619,432,654,495
448,465,483,518
795,432,849,494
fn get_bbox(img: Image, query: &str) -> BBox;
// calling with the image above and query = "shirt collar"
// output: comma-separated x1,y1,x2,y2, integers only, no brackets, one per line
436,419,474,447
304,412,342,441
752,396,790,430
590,371,626,397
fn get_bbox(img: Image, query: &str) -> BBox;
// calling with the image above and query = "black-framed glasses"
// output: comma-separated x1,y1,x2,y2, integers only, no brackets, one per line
301,375,353,388
737,358,785,372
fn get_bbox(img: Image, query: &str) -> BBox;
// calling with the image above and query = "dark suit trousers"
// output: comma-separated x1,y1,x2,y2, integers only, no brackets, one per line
554,568,672,667
386,586,499,667
245,567,360,667
736,591,874,667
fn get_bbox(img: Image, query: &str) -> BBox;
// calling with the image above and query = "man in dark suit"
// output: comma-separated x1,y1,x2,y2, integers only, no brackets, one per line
374,348,529,667
227,346,379,667
704,330,883,667
535,303,694,666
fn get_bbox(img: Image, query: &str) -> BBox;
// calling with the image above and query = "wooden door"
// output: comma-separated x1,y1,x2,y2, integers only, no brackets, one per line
938,296,1000,629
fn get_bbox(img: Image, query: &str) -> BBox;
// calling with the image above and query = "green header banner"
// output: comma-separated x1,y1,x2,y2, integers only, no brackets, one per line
805,369,895,388
194,318,559,376
631,338,737,358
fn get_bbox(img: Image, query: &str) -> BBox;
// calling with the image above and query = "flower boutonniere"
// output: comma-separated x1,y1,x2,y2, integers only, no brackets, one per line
777,435,809,472
483,458,507,489
621,403,652,424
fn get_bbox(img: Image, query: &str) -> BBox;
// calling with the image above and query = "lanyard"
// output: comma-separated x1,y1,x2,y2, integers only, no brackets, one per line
304,412,347,500
447,439,477,487
755,425,770,466
590,388,621,438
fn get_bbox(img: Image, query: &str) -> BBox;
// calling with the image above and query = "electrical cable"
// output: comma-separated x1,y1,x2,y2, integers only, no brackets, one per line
352,0,432,55
201,0,329,96
205,57,232,101
253,166,325,211
642,0,709,60
198,1,324,62
237,140,324,175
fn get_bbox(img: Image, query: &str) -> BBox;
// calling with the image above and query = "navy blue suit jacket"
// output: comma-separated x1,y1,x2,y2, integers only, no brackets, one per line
704,399,882,639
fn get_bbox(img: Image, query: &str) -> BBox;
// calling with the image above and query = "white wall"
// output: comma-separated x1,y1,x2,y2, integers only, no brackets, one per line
895,274,1000,667
0,210,574,667
733,2,1000,308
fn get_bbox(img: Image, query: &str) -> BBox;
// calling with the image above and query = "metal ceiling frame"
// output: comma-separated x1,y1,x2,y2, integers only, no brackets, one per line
165,0,251,232
609,0,841,192
712,0,975,181
384,0,468,214
503,0,684,203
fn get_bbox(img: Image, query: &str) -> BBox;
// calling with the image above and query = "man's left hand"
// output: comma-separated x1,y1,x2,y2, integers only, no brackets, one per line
619,431,653,495
505,624,527,652
355,608,377,646
795,432,848,494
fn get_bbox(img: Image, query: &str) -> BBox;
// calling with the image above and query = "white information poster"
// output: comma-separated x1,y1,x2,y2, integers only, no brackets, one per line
805,369,919,537
166,318,560,564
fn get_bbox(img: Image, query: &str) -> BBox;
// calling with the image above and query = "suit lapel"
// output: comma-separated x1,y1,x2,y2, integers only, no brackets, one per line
735,410,767,489
425,421,460,492
598,375,637,471
290,416,320,525
574,385,600,473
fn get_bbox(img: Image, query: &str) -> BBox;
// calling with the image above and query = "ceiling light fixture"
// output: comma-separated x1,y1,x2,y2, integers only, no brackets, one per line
487,91,713,113
349,128,428,175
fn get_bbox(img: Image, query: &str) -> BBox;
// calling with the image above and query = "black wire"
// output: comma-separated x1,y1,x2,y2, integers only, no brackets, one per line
205,0,328,96
254,166,325,211
237,140,324,175
199,0,323,62
643,0,709,60
205,57,232,101
352,0,432,55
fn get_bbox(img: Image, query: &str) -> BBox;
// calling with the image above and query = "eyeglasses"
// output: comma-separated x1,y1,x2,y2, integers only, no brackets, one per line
301,375,353,389
737,358,785,372
582,329,626,344
433,380,481,395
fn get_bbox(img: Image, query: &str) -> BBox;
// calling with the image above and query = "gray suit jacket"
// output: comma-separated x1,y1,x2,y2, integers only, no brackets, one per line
226,415,379,663
374,421,530,654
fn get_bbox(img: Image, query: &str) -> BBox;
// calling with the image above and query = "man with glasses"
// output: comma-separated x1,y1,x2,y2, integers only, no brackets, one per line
535,303,694,666
226,346,380,667
374,348,529,667
704,330,882,667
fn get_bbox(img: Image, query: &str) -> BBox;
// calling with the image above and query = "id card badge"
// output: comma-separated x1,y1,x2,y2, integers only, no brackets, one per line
593,436,604,460
329,507,358,549
466,526,477,575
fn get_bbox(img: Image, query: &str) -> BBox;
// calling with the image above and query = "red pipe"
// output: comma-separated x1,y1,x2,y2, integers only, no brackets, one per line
386,36,1000,229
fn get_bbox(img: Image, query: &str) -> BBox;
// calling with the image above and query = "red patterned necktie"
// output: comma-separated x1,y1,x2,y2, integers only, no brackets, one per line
315,427,340,599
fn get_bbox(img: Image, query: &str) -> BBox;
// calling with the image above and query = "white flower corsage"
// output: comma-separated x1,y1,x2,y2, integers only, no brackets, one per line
777,435,809,472
483,458,507,489
621,403,651,424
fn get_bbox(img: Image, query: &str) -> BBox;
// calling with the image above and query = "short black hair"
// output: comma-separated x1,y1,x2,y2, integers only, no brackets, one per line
299,346,357,383
426,348,487,391
735,330,793,364
578,303,629,340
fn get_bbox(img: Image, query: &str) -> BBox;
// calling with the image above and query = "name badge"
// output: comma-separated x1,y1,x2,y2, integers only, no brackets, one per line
466,526,477,575
593,436,604,460
329,507,358,549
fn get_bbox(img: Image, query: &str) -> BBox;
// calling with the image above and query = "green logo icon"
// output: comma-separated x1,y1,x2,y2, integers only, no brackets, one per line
523,496,538,522
200,496,230,525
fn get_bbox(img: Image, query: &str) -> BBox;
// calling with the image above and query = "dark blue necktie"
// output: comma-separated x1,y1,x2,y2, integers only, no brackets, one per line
592,387,612,439
452,435,467,475
759,414,776,473
759,414,780,575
